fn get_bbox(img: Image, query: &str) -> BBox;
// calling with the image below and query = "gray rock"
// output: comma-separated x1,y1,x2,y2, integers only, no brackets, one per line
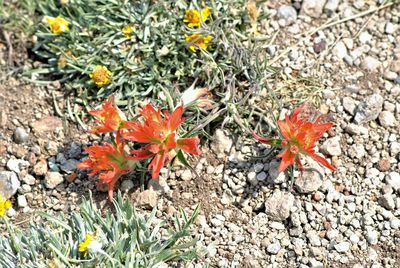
267,242,281,254
256,171,267,182
6,159,30,174
120,180,134,192
17,195,28,208
386,172,400,191
44,172,64,189
334,241,350,253
342,97,357,115
277,5,297,25
66,142,82,159
379,194,395,210
0,171,20,199
354,94,383,124
265,191,294,221
60,159,79,173
13,127,29,144
320,136,342,156
361,56,381,72
378,111,396,127
301,0,327,18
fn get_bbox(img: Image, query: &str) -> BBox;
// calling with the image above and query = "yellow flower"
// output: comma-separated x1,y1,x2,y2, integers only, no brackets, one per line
122,24,135,38
0,196,12,217
78,233,102,256
183,6,212,27
185,34,213,52
46,16,69,34
90,65,112,87
78,234,93,256
60,0,69,5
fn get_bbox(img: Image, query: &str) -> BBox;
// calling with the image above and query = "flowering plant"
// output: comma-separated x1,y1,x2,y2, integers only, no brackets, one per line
78,97,200,199
253,105,336,174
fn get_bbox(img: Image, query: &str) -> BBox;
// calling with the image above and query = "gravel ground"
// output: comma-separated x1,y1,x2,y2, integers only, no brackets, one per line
1,0,400,267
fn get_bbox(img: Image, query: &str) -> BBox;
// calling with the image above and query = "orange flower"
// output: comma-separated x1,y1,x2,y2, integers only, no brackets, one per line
78,138,130,200
124,105,200,179
254,105,336,173
89,96,127,134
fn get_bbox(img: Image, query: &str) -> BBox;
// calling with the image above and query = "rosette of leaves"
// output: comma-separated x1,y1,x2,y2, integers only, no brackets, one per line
0,192,205,267
29,0,276,136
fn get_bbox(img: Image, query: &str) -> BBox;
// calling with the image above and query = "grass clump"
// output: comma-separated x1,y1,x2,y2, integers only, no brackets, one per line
0,193,205,267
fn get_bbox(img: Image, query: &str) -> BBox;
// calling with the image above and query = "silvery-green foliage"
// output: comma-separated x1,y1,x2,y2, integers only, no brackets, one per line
0,192,204,268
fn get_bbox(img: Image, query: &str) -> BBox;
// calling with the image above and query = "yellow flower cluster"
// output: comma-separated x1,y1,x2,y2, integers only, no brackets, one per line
183,6,213,53
46,16,69,34
183,7,212,28
90,65,112,87
0,196,12,217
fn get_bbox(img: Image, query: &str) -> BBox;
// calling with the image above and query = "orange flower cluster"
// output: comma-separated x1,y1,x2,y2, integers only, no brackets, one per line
254,105,336,174
78,97,200,200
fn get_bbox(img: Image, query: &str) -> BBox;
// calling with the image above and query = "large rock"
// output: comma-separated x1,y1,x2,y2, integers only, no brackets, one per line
0,171,20,199
265,191,294,221
354,94,383,124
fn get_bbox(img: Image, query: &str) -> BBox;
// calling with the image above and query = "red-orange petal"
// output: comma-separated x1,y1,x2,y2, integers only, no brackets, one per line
277,149,296,173
177,137,200,155
309,152,336,171
168,106,184,132
149,153,168,179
